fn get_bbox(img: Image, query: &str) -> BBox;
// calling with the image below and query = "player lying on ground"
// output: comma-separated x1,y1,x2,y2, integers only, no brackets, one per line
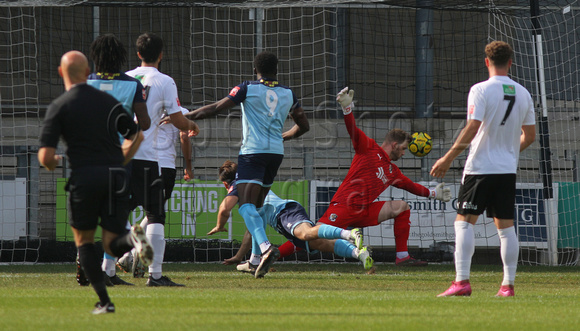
207,160,374,275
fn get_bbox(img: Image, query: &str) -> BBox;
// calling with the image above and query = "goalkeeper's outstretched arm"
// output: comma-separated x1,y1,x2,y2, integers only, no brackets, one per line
336,87,372,153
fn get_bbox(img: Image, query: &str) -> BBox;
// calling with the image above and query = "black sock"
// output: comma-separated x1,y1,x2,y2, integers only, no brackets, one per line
78,244,110,305
109,232,133,257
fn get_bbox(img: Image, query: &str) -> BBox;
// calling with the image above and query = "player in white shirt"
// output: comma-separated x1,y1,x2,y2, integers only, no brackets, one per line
117,106,194,279
431,41,536,297
126,32,199,287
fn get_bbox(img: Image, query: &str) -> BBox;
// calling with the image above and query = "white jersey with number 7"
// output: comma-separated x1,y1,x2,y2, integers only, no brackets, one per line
464,75,536,175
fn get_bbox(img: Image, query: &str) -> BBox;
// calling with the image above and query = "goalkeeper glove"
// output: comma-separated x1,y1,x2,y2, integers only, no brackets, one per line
336,87,355,115
429,182,451,202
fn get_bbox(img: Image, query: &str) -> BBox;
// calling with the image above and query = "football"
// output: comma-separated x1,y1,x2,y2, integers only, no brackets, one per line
408,132,433,157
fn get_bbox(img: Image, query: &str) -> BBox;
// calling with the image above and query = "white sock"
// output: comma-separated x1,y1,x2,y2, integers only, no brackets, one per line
101,258,116,277
259,241,272,254
108,258,117,276
340,229,351,240
396,251,409,259
454,221,475,282
147,223,165,279
352,248,360,259
249,254,261,265
498,226,518,286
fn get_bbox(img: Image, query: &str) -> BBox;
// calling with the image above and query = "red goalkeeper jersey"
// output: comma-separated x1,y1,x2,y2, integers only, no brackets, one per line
330,113,430,209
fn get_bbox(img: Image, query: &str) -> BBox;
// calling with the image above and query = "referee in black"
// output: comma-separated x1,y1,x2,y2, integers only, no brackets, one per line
38,50,152,314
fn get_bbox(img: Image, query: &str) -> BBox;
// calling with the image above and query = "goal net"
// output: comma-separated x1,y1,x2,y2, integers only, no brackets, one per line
1,6,41,263
0,0,578,266
488,0,580,266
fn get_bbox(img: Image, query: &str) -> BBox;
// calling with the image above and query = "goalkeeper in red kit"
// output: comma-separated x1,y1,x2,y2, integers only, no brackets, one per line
275,87,452,266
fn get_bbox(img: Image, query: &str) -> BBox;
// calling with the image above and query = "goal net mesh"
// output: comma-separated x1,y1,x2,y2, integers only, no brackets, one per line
0,0,577,266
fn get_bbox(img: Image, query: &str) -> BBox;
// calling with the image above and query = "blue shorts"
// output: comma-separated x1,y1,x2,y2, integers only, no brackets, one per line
275,202,314,253
236,153,283,187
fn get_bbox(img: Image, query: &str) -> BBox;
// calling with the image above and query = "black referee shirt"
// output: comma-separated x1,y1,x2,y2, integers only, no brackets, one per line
39,83,139,169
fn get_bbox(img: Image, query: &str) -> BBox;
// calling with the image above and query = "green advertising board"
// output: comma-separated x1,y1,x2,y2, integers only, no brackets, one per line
557,182,580,248
56,178,308,245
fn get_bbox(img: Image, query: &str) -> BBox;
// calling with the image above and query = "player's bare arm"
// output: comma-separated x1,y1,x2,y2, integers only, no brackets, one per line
520,124,536,152
169,111,200,133
186,97,236,121
133,102,151,130
207,195,238,235
37,147,61,171
223,230,252,265
431,119,481,178
180,130,194,181
121,130,144,165
282,106,309,141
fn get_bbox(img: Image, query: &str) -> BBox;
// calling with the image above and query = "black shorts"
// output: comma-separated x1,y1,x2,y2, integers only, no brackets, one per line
236,153,284,187
275,202,314,252
161,167,177,201
457,174,516,219
129,159,165,224
66,166,130,235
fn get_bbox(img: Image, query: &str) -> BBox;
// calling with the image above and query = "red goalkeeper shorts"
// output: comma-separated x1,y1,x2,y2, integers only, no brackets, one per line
317,201,386,229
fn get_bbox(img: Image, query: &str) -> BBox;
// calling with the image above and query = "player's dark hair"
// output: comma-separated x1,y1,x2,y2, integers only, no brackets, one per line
254,51,278,77
218,160,237,184
136,32,163,64
90,34,127,73
385,129,412,144
485,41,513,67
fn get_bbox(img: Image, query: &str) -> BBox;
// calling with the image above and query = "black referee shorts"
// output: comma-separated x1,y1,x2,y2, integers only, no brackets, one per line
66,165,131,234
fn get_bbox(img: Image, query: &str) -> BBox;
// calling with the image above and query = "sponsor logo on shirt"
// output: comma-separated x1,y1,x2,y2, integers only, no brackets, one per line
96,72,120,80
176,97,181,107
259,78,279,87
377,153,382,160
376,167,388,184
229,86,240,97
468,104,475,115
503,84,516,95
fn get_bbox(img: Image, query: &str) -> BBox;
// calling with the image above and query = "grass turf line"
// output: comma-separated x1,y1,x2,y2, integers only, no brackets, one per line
0,263,578,330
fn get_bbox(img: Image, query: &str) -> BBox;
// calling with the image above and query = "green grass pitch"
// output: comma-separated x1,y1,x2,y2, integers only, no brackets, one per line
1,263,578,330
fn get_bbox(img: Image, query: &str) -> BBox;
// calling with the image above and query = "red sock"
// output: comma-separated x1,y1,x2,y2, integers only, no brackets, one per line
278,240,300,259
394,209,411,253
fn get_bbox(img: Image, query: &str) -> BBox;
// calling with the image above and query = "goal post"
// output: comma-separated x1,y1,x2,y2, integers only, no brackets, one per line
0,0,578,266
